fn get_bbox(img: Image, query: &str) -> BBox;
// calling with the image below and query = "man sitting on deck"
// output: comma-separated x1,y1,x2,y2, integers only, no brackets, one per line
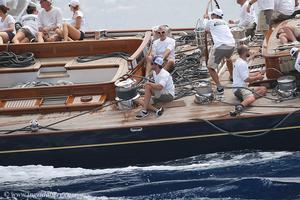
232,45,267,115
146,25,176,76
135,56,175,120
203,8,235,94
37,0,63,42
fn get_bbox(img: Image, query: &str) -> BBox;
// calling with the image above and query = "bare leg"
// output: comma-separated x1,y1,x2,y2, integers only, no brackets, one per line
208,67,221,86
20,37,29,43
143,83,153,111
282,26,297,42
12,31,26,44
241,86,267,107
37,32,44,43
226,59,233,80
64,23,81,41
0,32,10,44
279,33,289,44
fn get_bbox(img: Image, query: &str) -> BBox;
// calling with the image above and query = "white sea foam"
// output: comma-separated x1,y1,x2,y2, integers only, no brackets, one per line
0,152,293,187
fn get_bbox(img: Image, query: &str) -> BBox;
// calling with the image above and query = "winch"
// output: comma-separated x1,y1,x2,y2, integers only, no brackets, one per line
115,78,139,110
276,75,297,98
194,81,214,104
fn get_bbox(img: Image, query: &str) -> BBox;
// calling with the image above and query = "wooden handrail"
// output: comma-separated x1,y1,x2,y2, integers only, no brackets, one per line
128,31,151,61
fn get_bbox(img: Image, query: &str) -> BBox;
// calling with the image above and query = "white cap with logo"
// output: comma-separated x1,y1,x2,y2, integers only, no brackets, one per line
69,0,80,7
212,8,224,17
153,56,164,66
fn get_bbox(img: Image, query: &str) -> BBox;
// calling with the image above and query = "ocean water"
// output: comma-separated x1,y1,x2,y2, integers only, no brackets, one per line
1,151,300,200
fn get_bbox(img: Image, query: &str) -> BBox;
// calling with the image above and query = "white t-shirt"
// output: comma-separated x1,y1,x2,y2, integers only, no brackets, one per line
203,18,235,48
0,14,15,31
274,0,294,16
21,14,39,36
38,7,63,29
294,54,300,72
153,68,175,97
257,0,274,11
152,37,176,60
233,58,249,92
239,1,257,28
71,10,86,32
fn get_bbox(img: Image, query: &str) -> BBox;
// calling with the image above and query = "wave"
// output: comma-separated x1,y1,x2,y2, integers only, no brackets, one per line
0,151,299,200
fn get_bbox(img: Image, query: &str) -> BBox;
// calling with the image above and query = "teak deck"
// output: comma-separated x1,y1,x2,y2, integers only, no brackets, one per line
0,65,298,136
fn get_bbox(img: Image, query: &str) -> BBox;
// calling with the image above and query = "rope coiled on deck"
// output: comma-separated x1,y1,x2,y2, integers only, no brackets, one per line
0,51,36,68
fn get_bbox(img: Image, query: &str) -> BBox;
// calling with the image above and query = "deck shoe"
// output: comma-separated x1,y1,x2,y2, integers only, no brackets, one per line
235,104,244,113
216,86,224,95
156,107,164,117
135,110,149,120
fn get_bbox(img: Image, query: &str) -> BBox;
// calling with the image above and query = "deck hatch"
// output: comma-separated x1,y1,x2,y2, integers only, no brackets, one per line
4,99,37,108
42,96,68,106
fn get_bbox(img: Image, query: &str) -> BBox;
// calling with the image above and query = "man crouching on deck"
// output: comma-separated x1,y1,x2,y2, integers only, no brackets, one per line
135,56,175,120
232,45,267,115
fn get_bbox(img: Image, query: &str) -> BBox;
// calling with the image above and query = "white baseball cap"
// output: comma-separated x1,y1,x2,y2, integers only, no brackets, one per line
29,1,38,7
69,0,80,7
212,8,224,17
290,47,299,57
153,56,164,66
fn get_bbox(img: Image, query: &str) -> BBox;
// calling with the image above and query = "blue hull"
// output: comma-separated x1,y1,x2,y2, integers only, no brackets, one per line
0,113,300,168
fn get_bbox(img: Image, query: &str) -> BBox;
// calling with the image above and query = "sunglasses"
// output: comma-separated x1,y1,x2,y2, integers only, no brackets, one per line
158,31,165,35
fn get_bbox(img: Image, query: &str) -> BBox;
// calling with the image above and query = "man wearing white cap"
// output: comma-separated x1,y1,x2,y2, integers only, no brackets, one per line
290,47,300,72
37,0,63,42
135,56,175,120
203,8,235,94
232,45,266,115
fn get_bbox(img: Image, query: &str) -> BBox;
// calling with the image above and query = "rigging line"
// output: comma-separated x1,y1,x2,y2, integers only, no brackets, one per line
213,0,221,9
218,100,300,109
42,101,118,130
192,109,300,138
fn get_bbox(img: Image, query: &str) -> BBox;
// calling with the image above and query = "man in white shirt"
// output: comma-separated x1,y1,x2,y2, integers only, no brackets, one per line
136,56,175,120
290,47,300,72
272,0,295,24
37,0,63,42
229,0,257,38
232,45,267,115
247,0,274,33
203,8,235,94
146,25,176,75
